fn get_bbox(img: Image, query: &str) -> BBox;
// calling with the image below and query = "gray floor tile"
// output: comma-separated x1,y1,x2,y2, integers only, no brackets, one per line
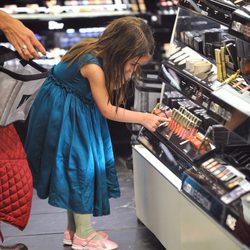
1,157,166,250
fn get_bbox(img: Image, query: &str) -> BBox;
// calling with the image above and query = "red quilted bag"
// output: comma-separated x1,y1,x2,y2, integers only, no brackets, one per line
0,124,33,240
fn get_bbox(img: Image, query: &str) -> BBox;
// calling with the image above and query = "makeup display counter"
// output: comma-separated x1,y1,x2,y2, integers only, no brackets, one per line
133,1,250,249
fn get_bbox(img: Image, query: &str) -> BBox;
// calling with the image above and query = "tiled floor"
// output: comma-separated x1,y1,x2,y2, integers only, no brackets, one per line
1,157,166,250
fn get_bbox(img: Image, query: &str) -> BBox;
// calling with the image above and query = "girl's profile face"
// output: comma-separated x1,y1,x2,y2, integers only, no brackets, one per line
124,55,151,82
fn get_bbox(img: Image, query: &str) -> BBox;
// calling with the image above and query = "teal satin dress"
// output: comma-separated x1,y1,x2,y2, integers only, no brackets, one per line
25,53,120,216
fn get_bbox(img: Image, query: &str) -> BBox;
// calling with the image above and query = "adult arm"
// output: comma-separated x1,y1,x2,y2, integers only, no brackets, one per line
0,10,46,60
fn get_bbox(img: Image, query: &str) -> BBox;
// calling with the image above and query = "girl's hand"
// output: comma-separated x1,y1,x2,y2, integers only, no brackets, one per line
141,113,169,132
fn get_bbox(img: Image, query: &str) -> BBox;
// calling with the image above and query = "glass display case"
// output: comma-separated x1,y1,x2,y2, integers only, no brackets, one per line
136,1,250,248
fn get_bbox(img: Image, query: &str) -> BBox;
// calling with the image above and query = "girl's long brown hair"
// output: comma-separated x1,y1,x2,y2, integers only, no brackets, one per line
61,16,155,107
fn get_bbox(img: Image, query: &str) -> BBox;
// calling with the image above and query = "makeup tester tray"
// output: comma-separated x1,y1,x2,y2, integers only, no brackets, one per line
137,117,216,176
137,127,193,179
155,124,215,163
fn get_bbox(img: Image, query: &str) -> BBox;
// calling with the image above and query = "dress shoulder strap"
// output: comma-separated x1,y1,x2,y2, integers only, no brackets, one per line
78,52,102,68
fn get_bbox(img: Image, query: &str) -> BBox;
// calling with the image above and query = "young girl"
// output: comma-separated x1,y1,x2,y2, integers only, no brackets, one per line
25,16,168,250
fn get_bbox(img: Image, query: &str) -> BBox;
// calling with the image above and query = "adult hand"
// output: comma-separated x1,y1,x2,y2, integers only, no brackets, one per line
0,10,46,60
141,113,169,132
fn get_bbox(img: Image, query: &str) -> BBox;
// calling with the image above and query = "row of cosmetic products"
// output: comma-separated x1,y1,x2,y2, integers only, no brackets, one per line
201,158,245,189
215,46,249,91
201,157,250,204
154,105,212,154
226,76,250,93
231,0,248,7
215,47,227,82
65,0,146,12
159,0,179,8
165,106,201,140
167,46,213,80
3,0,125,14
64,0,113,5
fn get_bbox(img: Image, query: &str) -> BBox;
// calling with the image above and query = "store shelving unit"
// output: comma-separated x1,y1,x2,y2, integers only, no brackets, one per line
0,2,138,49
133,1,250,249
0,1,177,52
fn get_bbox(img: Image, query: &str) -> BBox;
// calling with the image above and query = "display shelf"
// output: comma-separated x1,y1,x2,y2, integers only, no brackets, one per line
165,4,250,248
178,0,236,27
8,11,136,33
0,1,139,33
133,144,248,250
134,2,250,249
0,5,136,31
159,6,250,135
161,43,250,121
10,10,134,20
0,3,176,53
161,57,214,110
230,7,250,42
178,0,250,43
1,4,132,19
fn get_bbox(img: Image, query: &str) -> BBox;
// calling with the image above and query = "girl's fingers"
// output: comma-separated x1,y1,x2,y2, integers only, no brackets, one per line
159,117,169,122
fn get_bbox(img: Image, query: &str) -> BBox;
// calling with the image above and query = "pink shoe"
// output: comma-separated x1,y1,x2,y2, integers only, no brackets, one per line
72,232,118,250
63,230,109,246
63,230,74,245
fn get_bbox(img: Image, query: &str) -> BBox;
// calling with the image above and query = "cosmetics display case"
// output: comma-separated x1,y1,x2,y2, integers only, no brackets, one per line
133,1,250,249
